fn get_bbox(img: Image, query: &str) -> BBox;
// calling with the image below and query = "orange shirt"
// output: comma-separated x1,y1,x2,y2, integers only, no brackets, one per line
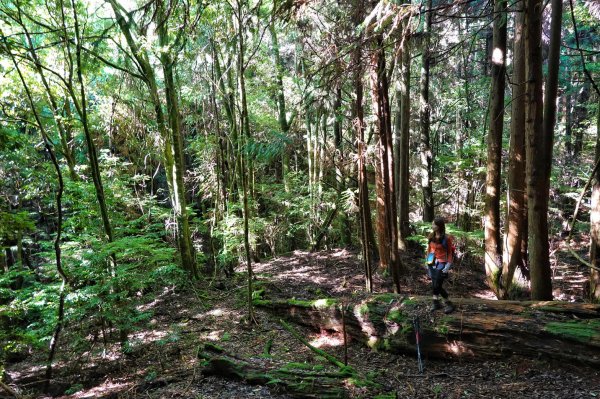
427,235,454,263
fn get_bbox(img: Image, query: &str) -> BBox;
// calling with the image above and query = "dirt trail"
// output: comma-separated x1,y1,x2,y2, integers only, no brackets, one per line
4,249,599,398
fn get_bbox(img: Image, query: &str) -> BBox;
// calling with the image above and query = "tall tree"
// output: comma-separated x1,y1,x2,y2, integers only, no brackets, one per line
333,86,352,246
395,26,412,249
156,0,197,279
233,0,255,321
591,98,600,301
419,0,434,222
107,0,197,278
499,0,527,299
352,0,375,292
370,34,402,292
484,0,508,294
525,0,559,300
269,21,292,191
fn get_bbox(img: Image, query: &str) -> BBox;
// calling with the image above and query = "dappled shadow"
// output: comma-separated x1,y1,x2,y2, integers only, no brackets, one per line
251,247,495,302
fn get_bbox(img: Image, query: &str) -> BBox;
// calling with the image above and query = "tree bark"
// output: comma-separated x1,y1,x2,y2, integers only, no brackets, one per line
333,87,351,247
564,81,573,158
269,22,291,192
525,0,553,300
419,0,434,222
351,0,375,292
591,98,600,301
397,38,411,249
573,83,589,158
484,0,508,294
235,0,255,321
200,349,350,397
256,296,600,366
500,1,528,299
370,35,402,292
157,6,197,279
212,42,236,199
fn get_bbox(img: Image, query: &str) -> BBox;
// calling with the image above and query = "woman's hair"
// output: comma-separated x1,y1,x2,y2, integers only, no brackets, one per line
428,217,446,242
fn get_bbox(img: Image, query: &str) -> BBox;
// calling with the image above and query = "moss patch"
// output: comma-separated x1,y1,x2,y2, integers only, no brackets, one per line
374,293,398,303
544,320,600,343
253,298,337,308
386,309,406,323
280,362,325,372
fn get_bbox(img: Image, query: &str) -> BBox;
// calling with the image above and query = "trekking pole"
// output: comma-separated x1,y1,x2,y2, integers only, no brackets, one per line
413,316,424,373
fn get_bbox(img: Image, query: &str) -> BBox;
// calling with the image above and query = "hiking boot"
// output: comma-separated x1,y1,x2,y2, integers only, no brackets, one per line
444,301,455,314
430,300,442,311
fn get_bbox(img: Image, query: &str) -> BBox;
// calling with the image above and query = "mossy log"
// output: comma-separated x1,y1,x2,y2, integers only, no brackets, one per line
199,346,351,398
254,295,600,366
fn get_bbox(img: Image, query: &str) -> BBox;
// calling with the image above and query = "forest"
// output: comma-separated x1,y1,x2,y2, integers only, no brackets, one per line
1,0,600,397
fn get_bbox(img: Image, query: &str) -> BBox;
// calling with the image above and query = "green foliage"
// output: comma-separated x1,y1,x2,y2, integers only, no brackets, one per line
544,320,600,343
245,132,291,164
0,211,35,242
64,383,84,395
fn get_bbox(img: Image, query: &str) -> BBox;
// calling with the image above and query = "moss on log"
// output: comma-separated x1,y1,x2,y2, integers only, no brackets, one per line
255,295,600,366
200,354,350,398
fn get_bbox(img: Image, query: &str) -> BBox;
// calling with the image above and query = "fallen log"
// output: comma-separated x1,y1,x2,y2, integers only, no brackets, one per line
254,295,600,366
198,344,353,398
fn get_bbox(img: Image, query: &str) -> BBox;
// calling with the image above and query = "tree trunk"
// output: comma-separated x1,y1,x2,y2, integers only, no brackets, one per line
256,296,600,366
397,39,411,249
269,22,291,192
333,87,351,247
591,98,600,301
68,0,115,266
500,1,528,299
200,347,350,398
525,0,553,300
107,0,198,277
573,83,589,158
564,83,573,158
158,11,198,279
370,35,402,292
210,49,229,210
351,0,375,292
236,1,255,321
484,0,508,294
419,0,434,222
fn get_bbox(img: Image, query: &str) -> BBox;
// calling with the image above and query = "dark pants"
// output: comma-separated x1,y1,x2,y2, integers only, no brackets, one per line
428,266,448,299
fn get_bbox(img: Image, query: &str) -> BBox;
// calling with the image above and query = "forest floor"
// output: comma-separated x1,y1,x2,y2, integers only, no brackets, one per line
3,246,600,399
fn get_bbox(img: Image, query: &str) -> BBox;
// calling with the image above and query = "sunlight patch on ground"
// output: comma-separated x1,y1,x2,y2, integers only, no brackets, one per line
136,286,177,312
262,265,330,284
201,329,225,341
129,329,169,343
137,298,161,312
309,331,344,348
472,290,498,300
70,379,130,398
190,308,240,322
330,249,351,258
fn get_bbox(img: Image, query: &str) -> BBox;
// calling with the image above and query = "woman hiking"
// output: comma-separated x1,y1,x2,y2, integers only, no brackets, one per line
426,217,456,314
